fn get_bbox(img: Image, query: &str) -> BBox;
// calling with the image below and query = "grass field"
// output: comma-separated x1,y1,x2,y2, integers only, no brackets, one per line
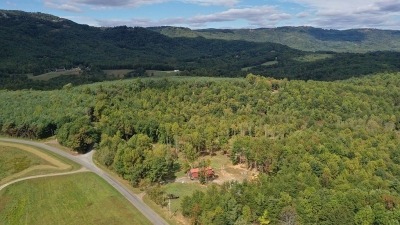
241,60,278,71
103,69,133,78
0,141,77,185
261,60,278,66
27,69,81,81
0,172,151,225
163,183,205,213
146,70,180,77
0,145,48,181
294,53,333,62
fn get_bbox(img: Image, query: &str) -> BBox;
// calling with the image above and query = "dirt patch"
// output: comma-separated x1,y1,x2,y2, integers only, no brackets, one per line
212,164,254,184
175,163,256,185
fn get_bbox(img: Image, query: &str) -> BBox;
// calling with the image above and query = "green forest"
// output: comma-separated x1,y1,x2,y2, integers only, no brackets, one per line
1,73,400,224
1,10,400,91
1,9,400,225
150,26,400,53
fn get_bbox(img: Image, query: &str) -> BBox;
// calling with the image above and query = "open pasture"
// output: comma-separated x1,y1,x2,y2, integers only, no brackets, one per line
103,69,134,78
27,69,81,81
0,173,151,225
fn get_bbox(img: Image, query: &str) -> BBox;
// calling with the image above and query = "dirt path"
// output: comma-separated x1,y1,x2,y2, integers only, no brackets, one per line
0,167,89,191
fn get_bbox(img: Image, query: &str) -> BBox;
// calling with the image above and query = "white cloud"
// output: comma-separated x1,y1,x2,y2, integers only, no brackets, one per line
182,0,238,6
288,0,400,29
43,0,238,11
44,1,82,12
43,0,400,29
64,15,100,26
96,5,291,28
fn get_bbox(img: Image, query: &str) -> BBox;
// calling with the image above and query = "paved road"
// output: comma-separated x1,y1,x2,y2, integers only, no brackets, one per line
0,138,169,225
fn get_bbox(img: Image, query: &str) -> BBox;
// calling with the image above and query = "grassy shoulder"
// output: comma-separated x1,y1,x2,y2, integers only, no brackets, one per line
0,172,151,225
92,155,142,195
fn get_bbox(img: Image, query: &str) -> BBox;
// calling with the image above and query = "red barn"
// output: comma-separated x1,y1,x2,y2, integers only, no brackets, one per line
188,167,215,180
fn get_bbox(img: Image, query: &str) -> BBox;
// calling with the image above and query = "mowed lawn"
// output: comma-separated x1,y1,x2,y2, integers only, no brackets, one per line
163,183,205,213
0,173,151,225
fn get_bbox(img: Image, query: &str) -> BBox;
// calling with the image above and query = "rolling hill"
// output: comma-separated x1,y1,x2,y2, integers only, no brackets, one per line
149,26,400,53
1,10,400,90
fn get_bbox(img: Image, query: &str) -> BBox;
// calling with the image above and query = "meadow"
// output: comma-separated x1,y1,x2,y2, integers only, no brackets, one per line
0,141,76,186
294,53,333,62
103,69,134,78
0,141,151,225
27,69,81,81
0,173,151,225
0,144,47,181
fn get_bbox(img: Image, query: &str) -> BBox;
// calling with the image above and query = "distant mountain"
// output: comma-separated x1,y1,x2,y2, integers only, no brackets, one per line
0,10,298,76
0,10,400,90
149,26,400,53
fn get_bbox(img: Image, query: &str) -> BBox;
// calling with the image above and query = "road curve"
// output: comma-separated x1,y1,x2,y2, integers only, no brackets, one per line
0,138,169,225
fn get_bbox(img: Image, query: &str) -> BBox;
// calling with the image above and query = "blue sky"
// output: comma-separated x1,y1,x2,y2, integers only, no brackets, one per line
1,0,400,29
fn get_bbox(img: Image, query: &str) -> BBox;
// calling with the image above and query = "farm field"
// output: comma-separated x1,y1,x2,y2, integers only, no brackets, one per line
241,60,278,71
146,70,180,77
294,53,333,62
103,69,133,78
0,173,151,225
27,68,81,81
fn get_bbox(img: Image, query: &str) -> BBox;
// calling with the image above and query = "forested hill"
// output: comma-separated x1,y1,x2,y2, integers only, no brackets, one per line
0,10,298,76
149,26,400,53
1,10,400,90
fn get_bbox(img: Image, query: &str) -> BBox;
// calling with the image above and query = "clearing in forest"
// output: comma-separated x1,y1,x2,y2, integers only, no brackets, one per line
27,68,81,81
103,69,134,78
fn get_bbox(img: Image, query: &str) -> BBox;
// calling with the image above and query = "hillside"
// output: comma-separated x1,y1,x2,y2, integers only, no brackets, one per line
150,26,400,53
1,10,400,90
0,73,399,224
0,10,297,76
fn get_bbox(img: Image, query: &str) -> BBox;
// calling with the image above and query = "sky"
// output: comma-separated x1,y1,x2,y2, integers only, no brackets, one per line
1,0,400,29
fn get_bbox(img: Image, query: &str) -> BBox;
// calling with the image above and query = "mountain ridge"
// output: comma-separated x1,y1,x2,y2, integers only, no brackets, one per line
148,26,400,53
1,9,400,90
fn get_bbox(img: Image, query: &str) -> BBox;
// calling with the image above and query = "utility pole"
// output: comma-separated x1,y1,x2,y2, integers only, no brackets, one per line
168,198,171,216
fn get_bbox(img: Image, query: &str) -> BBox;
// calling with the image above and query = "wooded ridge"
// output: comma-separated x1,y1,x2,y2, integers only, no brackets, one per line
1,10,400,90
